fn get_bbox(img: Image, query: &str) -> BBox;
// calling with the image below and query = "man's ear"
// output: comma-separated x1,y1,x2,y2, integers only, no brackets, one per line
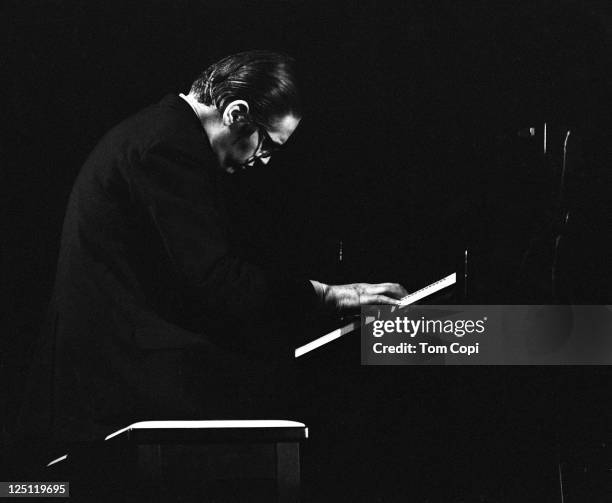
222,100,250,126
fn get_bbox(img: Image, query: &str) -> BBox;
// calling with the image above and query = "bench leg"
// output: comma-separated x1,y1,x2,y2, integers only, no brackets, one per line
276,442,300,503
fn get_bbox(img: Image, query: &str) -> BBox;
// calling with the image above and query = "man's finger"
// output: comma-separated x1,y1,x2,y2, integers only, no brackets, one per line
360,294,401,305
366,283,408,298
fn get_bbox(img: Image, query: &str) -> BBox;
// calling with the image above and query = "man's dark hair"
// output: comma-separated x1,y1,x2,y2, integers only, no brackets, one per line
190,50,301,129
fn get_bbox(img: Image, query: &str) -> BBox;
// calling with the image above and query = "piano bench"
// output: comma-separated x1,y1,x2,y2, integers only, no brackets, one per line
48,420,308,503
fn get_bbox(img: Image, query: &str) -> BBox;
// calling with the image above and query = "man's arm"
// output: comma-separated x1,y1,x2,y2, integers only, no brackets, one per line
132,142,318,322
134,142,406,323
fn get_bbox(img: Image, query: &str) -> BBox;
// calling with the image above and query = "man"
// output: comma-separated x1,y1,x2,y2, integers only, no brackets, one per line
21,50,407,448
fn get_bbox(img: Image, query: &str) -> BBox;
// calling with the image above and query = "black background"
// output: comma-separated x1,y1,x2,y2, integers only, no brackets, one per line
2,0,611,501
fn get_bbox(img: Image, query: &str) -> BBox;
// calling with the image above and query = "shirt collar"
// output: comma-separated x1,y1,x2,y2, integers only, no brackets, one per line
179,93,205,122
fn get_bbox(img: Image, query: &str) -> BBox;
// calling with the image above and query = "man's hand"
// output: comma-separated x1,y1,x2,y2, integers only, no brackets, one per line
310,280,408,312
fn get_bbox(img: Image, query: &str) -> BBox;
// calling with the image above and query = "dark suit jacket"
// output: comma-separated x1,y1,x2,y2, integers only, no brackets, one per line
21,95,316,444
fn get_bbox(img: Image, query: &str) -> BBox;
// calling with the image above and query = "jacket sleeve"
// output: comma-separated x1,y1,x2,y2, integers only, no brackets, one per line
131,141,317,325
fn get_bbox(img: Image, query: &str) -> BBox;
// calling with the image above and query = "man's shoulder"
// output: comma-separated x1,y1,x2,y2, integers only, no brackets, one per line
86,94,210,171
108,94,200,151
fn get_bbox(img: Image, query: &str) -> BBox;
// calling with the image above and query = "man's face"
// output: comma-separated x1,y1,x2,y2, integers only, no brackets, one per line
223,114,301,173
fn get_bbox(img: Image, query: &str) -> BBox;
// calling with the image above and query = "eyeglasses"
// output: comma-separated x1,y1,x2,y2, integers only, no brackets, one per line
254,125,282,159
